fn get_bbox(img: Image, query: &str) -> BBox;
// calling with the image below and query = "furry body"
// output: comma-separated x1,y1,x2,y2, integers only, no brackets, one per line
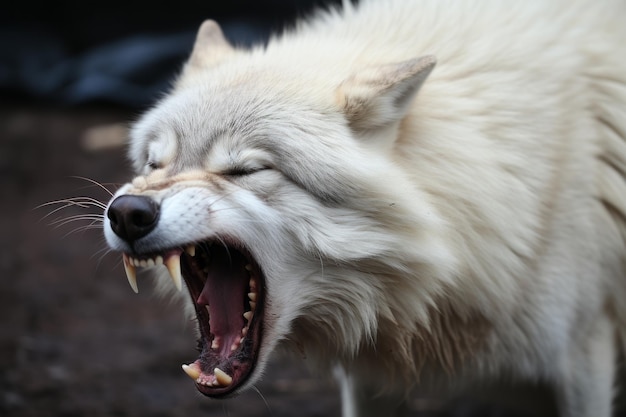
104,1,626,416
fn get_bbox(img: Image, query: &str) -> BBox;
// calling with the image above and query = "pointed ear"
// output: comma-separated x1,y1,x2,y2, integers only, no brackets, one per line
337,55,436,131
187,20,235,68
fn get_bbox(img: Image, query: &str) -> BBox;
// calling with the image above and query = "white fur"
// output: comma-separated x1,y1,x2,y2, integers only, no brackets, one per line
104,1,626,416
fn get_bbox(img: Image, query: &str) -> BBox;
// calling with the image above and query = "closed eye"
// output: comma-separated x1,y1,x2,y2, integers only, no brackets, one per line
145,160,162,172
223,166,269,177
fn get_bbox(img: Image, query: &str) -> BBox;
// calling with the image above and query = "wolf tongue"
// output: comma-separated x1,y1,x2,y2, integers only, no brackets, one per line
196,247,248,354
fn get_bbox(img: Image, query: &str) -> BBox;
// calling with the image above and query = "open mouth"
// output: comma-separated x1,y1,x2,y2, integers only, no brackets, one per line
120,240,264,397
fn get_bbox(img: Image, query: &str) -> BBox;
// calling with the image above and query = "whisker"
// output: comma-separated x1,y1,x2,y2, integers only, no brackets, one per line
91,245,113,261
208,207,270,226
70,175,115,197
198,241,211,254
205,217,267,227
94,246,114,271
71,197,107,209
40,200,105,220
203,189,238,206
50,215,104,228
214,235,233,266
37,198,107,223
49,213,104,222
91,247,126,278
37,196,107,210
61,225,102,239
251,385,273,416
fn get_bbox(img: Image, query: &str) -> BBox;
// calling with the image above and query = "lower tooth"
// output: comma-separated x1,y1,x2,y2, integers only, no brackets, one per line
214,368,233,386
181,363,201,381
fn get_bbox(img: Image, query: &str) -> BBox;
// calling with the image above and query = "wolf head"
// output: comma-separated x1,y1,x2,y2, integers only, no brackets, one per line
104,20,450,396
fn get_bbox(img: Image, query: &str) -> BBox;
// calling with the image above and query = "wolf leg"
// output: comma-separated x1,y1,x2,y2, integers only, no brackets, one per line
335,365,409,417
555,313,615,417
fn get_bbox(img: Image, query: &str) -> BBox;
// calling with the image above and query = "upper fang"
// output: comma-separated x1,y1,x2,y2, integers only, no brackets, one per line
122,254,138,293
164,253,183,291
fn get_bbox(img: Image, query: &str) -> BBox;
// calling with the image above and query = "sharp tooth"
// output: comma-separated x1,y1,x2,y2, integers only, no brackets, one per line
155,255,163,265
211,337,220,349
132,257,140,267
146,258,155,267
205,305,210,317
214,368,233,386
230,343,238,352
241,327,248,337
248,292,257,302
185,245,196,257
249,301,256,310
249,278,257,292
243,311,253,321
164,253,182,291
123,254,138,293
181,363,201,381
139,259,147,268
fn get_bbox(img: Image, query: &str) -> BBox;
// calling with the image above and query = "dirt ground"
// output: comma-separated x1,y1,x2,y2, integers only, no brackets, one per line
1,101,620,417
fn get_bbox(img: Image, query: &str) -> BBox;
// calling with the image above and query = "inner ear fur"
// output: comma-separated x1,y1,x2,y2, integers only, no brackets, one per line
337,55,436,131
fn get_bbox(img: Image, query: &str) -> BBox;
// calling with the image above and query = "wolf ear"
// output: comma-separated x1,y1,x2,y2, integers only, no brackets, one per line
187,20,235,68
337,55,436,131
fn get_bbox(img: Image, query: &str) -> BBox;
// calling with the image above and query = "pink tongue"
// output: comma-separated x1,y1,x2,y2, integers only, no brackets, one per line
196,247,247,352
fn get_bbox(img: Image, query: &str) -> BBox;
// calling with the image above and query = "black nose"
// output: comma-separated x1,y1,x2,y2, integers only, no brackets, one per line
107,195,160,243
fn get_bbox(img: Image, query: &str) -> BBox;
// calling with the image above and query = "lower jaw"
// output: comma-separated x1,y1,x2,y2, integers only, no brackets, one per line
181,281,264,397
181,330,261,397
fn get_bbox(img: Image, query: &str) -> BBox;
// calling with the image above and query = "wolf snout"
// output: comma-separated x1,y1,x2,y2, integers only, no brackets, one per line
107,195,160,243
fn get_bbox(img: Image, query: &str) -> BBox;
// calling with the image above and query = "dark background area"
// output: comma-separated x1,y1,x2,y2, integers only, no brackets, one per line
0,1,621,416
0,1,343,108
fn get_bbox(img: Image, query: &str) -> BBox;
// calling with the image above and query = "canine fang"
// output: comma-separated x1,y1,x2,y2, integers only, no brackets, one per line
181,363,201,381
164,254,182,291
122,254,138,293
214,368,233,386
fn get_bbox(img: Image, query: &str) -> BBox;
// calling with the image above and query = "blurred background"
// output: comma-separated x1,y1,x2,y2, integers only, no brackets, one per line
0,1,619,416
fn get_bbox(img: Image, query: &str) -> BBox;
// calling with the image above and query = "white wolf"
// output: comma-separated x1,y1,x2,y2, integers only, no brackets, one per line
103,1,626,416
